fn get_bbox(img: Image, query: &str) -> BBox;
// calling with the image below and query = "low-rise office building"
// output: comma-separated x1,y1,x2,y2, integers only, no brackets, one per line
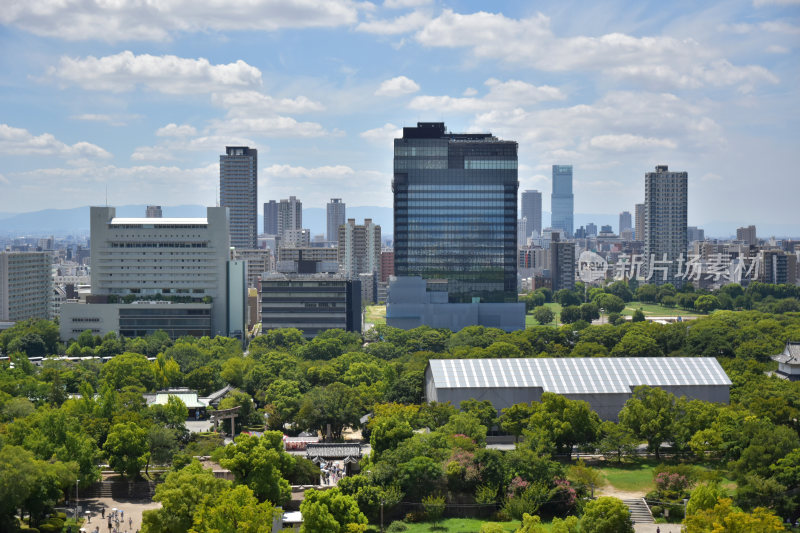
260,273,361,337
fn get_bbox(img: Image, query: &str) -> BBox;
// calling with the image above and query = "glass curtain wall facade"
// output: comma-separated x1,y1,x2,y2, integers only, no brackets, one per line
551,165,574,238
220,146,257,249
393,122,518,303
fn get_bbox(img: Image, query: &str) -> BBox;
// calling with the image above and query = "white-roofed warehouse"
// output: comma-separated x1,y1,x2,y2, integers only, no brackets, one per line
424,357,731,420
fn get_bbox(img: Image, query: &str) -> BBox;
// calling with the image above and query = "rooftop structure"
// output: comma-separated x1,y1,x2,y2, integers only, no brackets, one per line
425,357,731,420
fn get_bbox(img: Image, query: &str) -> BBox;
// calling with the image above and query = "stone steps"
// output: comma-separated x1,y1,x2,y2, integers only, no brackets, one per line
623,498,654,524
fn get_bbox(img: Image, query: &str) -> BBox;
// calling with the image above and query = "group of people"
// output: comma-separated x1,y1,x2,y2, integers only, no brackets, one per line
99,507,135,533
319,461,345,486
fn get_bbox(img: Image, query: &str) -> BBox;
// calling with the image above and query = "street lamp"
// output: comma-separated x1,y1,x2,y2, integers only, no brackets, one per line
75,479,80,521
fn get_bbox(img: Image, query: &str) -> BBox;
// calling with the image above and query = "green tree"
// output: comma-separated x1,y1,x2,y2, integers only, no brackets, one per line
142,461,231,533
606,281,634,302
152,353,182,390
686,483,725,516
300,488,367,533
296,383,364,440
460,399,497,429
516,513,547,533
631,309,646,322
398,456,443,500
580,497,633,533
146,426,179,473
610,331,663,358
618,386,677,460
525,393,600,455
596,421,638,463
694,295,721,313
422,494,445,526
102,351,156,390
683,498,783,532
104,421,148,478
532,306,555,325
263,379,302,431
555,289,581,307
370,416,414,460
217,432,294,505
189,484,275,533
593,293,626,314
580,302,600,322
499,403,534,442
559,305,581,324
635,284,658,303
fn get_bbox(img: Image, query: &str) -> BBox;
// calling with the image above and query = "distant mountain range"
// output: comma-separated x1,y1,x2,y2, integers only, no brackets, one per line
0,204,796,239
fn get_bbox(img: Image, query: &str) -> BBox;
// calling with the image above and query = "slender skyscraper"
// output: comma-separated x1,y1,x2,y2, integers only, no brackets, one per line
644,165,688,286
619,211,632,234
551,165,574,238
263,200,278,235
635,203,645,241
521,190,542,237
393,122,518,303
327,198,346,244
220,146,257,249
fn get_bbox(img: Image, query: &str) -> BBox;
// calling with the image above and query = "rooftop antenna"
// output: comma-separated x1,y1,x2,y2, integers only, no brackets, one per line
105,184,108,206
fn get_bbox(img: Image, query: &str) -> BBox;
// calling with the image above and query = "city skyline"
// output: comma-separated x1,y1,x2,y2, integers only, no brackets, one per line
0,1,797,233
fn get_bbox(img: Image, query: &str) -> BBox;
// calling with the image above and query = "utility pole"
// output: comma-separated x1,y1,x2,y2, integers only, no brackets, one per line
380,499,384,533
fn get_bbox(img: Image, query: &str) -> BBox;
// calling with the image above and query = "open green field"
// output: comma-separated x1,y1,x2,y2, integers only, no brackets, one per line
525,302,562,327
369,518,535,532
365,305,386,325
596,459,658,493
622,301,701,317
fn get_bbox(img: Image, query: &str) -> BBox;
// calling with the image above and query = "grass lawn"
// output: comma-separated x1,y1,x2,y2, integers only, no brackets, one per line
365,305,386,325
526,302,563,327
621,301,701,317
371,518,535,532
597,459,658,493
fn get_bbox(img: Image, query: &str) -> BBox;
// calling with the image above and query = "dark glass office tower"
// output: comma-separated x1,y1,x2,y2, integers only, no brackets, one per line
393,122,518,303
220,146,257,249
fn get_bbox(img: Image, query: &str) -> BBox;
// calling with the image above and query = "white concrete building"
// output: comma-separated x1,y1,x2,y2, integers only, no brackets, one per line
60,206,244,340
0,251,52,322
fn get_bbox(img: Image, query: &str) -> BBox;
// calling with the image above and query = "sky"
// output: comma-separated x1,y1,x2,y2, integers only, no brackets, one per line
0,0,798,233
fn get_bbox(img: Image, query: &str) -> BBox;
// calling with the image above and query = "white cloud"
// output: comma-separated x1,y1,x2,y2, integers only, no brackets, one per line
6,163,219,209
50,51,263,94
360,123,402,144
210,116,329,138
261,164,392,207
766,44,790,53
357,10,430,34
0,173,9,185
0,124,111,159
375,76,420,97
409,78,565,112
414,9,778,91
753,0,800,6
759,20,800,34
589,134,677,151
701,173,724,182
2,0,361,42
463,87,478,96
383,0,431,8
71,113,138,126
211,91,325,114
156,124,198,137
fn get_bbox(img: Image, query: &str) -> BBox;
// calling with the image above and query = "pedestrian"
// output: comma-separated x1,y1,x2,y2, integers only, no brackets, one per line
102,508,105,519
129,517,133,528
657,528,660,533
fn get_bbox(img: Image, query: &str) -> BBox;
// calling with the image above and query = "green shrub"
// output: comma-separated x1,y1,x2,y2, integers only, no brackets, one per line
38,524,60,533
650,505,663,517
492,509,512,522
479,523,505,533
387,521,408,532
404,511,426,523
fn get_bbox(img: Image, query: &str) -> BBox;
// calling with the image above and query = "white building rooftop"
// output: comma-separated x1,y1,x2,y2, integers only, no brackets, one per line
109,217,208,225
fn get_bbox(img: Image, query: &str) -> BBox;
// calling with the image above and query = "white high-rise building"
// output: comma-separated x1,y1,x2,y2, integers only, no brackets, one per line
338,218,381,280
0,251,52,322
60,206,246,340
278,196,302,237
327,198,346,244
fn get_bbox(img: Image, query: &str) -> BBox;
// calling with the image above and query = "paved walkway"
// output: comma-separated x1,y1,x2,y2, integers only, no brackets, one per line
635,524,681,533
79,497,161,533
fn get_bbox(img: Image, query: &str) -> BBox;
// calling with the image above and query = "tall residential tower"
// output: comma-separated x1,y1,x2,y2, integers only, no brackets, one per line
393,122,518,303
327,198,346,244
220,146,257,249
644,165,688,286
551,165,574,238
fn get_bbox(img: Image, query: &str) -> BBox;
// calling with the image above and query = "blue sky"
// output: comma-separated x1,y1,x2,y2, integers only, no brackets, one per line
0,0,798,233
